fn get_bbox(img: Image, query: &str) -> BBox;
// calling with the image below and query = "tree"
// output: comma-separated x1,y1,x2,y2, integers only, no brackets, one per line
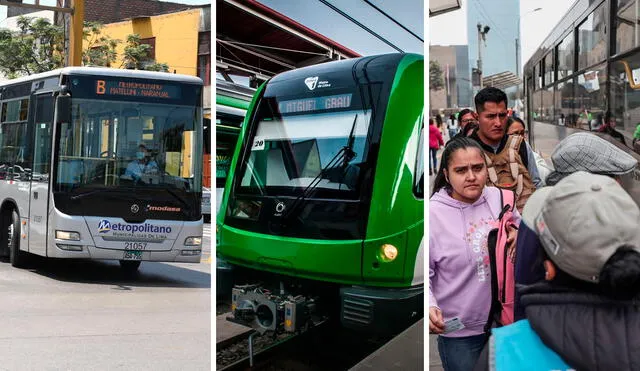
430,60,444,91
83,21,120,67
121,34,169,72
0,16,65,78
430,60,445,112
0,18,171,79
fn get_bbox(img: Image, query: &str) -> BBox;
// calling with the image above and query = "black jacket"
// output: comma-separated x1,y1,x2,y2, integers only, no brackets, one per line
513,223,545,320
475,282,640,370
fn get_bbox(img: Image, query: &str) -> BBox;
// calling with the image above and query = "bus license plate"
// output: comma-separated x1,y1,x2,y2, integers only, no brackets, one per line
123,242,147,260
123,250,143,260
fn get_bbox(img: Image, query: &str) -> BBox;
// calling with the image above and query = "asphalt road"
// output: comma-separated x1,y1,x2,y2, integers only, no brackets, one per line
0,222,211,371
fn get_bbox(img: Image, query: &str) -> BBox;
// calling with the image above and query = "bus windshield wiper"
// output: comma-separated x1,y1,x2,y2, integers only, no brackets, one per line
281,114,358,222
69,187,130,201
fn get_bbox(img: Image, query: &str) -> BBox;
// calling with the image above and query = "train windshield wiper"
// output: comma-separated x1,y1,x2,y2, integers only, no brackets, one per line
281,114,358,222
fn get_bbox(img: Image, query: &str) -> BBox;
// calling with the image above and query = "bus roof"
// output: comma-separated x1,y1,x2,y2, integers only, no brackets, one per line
0,67,204,88
523,0,589,72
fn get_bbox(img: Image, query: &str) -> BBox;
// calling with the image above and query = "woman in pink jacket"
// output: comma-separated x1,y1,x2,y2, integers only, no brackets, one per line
429,137,520,371
429,117,444,175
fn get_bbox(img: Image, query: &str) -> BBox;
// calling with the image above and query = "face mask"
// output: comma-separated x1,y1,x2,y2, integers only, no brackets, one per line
136,152,145,160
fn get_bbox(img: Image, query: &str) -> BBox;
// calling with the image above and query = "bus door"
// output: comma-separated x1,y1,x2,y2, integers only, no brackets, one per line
29,93,54,256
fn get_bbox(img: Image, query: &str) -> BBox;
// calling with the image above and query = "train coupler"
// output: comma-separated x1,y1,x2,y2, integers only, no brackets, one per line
230,284,319,334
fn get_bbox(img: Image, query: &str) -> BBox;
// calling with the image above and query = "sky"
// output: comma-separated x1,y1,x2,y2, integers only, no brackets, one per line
429,0,576,73
257,0,424,56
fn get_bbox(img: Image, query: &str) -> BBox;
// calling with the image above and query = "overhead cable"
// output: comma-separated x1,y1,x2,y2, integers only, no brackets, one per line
318,0,404,53
362,0,423,42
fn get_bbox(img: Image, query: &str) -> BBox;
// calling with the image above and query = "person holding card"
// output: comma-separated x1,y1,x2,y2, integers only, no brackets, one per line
429,137,521,371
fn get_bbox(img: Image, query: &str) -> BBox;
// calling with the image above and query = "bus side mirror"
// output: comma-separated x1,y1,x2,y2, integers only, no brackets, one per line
55,94,71,124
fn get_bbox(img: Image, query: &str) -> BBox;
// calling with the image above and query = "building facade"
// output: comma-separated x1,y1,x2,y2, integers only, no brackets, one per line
429,45,472,110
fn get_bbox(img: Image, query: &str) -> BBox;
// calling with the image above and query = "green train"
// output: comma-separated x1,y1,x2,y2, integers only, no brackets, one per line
217,53,424,335
215,81,255,214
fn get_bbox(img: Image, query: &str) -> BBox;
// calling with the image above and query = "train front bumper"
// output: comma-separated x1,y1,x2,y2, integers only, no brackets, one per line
340,285,423,334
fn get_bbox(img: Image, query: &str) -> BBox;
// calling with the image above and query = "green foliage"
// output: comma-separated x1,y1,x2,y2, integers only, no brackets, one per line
0,18,172,79
82,21,120,67
0,16,65,77
121,34,169,72
144,63,170,72
429,60,444,91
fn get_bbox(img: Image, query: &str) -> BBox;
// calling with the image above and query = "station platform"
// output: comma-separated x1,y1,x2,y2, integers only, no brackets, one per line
350,318,424,371
216,313,255,349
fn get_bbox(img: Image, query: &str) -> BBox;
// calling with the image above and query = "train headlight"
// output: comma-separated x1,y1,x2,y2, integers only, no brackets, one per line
55,230,80,241
380,244,398,262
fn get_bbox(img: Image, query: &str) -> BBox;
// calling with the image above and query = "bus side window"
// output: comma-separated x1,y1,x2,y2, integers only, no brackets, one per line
413,123,424,199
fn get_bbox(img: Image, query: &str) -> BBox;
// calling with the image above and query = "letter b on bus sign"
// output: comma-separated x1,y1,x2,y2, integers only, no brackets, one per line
96,80,106,95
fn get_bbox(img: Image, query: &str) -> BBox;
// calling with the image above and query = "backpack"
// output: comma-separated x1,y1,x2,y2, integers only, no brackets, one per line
483,135,535,212
484,188,517,333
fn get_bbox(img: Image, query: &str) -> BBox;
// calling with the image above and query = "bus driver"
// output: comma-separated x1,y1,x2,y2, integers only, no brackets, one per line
124,144,159,180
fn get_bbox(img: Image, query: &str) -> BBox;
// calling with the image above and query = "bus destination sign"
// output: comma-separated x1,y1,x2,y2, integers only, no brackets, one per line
95,80,181,99
278,94,352,114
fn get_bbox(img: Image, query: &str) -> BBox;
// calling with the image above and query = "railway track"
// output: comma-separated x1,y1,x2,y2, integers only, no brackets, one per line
216,309,395,371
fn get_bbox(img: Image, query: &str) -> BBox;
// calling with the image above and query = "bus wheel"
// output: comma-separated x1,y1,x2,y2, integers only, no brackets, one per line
8,210,26,268
119,260,141,274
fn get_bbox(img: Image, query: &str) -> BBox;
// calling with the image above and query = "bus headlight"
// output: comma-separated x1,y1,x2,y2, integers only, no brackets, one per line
184,236,202,246
380,244,398,262
56,230,80,241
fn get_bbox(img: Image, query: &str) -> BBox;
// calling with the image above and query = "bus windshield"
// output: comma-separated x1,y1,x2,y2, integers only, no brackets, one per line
54,98,201,193
236,94,371,199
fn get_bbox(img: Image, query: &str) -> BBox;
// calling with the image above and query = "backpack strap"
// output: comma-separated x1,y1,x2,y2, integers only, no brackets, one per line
499,188,515,218
507,136,524,198
485,152,499,184
507,136,520,180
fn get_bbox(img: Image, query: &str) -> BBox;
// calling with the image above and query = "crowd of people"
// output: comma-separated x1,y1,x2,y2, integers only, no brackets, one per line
429,86,640,371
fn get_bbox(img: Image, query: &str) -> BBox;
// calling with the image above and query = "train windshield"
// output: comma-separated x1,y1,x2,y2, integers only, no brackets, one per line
236,93,372,199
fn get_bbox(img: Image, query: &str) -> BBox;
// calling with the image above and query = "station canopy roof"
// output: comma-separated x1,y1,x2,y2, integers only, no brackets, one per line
429,0,461,17
482,71,522,90
217,0,361,82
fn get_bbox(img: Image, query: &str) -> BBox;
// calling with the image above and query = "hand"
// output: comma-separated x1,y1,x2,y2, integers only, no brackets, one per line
429,306,445,334
507,225,518,260
506,225,517,245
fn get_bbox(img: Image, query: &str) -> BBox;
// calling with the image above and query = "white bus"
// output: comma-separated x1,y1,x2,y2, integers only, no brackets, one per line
0,67,204,272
